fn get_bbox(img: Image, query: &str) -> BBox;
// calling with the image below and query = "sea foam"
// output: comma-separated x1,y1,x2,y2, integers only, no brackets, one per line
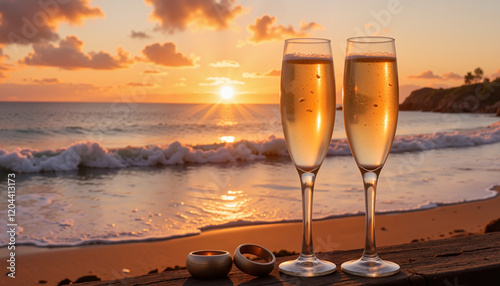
1,122,499,173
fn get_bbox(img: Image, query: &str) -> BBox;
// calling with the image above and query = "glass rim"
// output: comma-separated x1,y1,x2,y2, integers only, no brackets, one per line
284,38,331,44
347,36,395,43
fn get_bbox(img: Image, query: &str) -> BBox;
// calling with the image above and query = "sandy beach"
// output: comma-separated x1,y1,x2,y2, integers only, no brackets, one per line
2,186,498,285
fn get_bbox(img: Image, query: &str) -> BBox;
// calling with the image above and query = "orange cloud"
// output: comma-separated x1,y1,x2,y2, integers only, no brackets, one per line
199,77,244,86
0,69,9,79
408,70,442,79
0,82,110,102
174,78,187,88
490,68,500,80
442,72,461,80
141,42,198,67
408,70,463,80
142,69,167,75
209,60,240,68
0,48,14,78
20,36,133,70
299,20,323,31
26,77,61,84
243,69,280,78
145,0,245,33
247,15,323,44
127,82,157,87
0,0,103,45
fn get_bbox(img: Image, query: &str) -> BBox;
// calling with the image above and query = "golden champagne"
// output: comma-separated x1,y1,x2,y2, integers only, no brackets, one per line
343,56,398,171
281,58,336,172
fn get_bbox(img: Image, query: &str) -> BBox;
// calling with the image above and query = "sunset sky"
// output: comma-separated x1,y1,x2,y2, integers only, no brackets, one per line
0,0,499,104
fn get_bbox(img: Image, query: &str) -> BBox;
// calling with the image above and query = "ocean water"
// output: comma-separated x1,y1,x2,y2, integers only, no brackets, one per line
0,102,499,247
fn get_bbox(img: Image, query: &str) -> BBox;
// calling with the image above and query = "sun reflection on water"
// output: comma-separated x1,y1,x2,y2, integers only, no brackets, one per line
201,189,251,222
216,120,237,127
219,136,235,143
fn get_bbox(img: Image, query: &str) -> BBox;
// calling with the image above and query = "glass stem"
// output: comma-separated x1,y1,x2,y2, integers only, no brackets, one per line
298,170,318,258
361,169,381,259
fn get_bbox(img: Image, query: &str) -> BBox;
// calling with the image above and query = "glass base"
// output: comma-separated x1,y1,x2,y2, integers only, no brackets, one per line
341,255,399,277
279,256,336,277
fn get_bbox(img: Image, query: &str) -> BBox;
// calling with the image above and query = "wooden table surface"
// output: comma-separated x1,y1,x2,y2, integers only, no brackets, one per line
83,232,500,285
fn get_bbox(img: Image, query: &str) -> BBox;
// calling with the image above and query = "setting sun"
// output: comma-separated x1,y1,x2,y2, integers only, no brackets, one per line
220,86,235,100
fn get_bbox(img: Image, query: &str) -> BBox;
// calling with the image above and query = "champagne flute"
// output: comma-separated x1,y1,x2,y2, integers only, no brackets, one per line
341,36,400,277
279,38,337,277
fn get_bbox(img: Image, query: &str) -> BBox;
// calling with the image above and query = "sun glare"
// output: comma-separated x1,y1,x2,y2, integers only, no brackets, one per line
220,136,235,143
220,86,234,100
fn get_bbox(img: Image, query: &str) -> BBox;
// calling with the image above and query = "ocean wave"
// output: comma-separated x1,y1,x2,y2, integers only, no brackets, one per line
0,137,289,172
389,121,500,153
1,122,499,173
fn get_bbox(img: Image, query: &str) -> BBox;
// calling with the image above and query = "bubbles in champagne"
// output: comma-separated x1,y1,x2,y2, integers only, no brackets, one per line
343,56,398,170
280,58,336,171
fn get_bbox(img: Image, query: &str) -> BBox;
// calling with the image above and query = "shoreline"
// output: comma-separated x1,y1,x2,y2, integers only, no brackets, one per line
4,186,500,285
7,186,498,250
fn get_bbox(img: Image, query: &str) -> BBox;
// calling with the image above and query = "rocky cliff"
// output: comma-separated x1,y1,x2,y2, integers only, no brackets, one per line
399,80,500,116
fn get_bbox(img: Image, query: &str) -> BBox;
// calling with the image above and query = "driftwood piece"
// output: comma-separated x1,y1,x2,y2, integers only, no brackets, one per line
83,232,500,285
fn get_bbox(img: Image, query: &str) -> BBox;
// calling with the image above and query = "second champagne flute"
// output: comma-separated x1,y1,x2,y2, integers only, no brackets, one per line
341,36,400,277
279,38,336,277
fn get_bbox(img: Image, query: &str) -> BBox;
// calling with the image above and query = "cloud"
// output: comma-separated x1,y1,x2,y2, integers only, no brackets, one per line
442,72,461,80
209,60,240,68
142,69,167,75
199,77,244,86
141,42,198,67
130,30,151,39
247,15,323,44
490,68,500,80
243,69,280,78
0,49,14,78
409,70,465,81
19,35,133,70
27,77,61,84
127,82,156,87
0,70,8,79
144,0,245,34
0,82,110,101
175,77,187,87
299,20,323,31
0,0,103,45
408,70,442,79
